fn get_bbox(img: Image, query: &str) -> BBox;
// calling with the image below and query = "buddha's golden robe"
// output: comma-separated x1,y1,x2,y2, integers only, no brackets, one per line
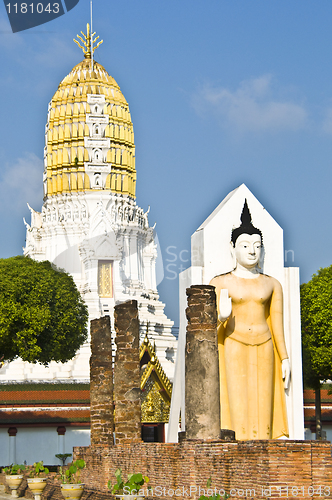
210,272,289,440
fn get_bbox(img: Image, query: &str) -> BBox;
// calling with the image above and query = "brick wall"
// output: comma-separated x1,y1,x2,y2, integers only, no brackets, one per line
114,300,141,444
90,316,114,447
185,285,220,440
72,439,332,500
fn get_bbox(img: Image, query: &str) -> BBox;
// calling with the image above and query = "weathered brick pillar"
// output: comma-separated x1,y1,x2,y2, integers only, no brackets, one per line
90,316,114,447
114,300,141,444
185,285,221,440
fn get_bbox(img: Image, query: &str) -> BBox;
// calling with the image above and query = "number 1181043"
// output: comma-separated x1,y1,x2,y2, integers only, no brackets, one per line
6,3,60,14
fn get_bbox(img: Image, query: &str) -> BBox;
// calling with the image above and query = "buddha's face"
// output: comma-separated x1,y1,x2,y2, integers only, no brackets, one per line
234,233,262,269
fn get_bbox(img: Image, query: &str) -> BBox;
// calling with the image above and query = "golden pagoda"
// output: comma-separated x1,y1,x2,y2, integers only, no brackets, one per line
44,24,136,199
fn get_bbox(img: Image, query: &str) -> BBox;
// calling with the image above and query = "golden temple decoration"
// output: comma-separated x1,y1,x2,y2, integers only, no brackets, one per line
74,23,103,59
45,34,136,199
140,330,172,399
141,378,170,423
140,327,173,424
98,260,113,298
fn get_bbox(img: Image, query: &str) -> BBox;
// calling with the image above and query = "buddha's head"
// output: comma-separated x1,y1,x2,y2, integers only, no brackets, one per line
231,200,264,270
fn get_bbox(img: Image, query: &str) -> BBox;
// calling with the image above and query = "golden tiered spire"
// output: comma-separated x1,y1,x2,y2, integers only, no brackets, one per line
73,23,103,59
44,57,136,199
45,26,136,200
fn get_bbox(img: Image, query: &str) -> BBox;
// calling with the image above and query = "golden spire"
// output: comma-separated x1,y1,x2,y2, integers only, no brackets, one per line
73,23,103,59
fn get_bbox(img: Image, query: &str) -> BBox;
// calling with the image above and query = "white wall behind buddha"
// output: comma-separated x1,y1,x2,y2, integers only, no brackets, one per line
0,427,90,466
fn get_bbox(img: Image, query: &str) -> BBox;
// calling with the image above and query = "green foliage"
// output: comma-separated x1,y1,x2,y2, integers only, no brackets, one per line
108,468,150,495
59,459,86,484
301,265,332,389
0,256,88,365
55,453,72,466
29,461,49,478
3,464,26,475
198,479,230,500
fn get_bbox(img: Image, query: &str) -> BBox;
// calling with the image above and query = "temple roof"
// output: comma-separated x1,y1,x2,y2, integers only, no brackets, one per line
0,382,90,425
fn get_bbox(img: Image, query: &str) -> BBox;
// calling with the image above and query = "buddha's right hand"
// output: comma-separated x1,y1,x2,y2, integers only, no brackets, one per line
219,289,232,322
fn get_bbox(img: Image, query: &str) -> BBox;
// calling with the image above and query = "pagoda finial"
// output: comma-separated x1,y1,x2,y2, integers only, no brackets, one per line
73,23,103,60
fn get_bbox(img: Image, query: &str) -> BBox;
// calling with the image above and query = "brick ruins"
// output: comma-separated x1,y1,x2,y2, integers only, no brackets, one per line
90,316,114,447
185,285,221,440
113,300,141,444
4,291,332,500
74,291,332,499
75,439,332,499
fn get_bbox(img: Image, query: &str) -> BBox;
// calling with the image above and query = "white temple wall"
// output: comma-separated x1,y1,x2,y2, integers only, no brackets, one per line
129,230,139,283
63,428,91,457
16,186,178,383
0,427,90,466
113,259,123,297
16,428,58,465
0,428,10,466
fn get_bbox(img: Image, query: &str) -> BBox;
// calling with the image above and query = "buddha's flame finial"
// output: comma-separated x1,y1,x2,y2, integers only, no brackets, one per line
73,23,103,60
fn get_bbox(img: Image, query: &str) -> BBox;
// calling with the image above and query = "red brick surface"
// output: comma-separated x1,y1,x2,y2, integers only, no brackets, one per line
72,440,332,500
90,316,114,447
114,300,141,444
185,285,220,440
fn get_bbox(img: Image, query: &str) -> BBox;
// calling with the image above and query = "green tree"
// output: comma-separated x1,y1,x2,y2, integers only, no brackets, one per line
0,256,88,364
301,264,332,439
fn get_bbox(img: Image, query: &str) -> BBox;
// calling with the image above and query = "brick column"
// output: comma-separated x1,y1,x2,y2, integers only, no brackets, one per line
185,285,221,440
114,300,141,444
90,316,114,447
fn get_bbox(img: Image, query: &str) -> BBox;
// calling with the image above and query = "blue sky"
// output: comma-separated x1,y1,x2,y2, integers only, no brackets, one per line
0,0,332,325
